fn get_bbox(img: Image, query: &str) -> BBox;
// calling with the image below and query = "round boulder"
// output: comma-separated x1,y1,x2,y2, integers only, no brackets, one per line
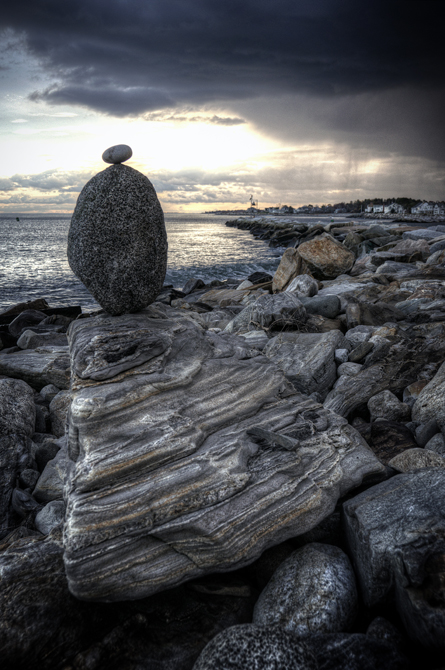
68,164,168,315
252,543,358,636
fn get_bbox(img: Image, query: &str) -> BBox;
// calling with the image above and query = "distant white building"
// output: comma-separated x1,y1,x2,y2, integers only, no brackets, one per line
412,201,434,214
384,202,405,214
365,205,374,213
373,205,384,213
433,203,445,216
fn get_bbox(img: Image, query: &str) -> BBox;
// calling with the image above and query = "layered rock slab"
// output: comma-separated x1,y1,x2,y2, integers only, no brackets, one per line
64,306,383,601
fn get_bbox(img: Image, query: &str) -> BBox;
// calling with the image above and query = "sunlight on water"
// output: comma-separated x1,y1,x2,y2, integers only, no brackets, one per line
0,213,282,310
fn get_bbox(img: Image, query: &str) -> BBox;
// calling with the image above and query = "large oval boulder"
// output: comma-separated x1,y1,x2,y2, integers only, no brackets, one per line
68,163,168,315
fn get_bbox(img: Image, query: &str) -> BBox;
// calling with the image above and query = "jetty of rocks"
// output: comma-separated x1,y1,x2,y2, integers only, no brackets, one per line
1,208,445,669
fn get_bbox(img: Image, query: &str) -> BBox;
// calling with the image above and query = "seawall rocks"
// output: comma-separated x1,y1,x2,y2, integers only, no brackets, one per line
63,306,383,601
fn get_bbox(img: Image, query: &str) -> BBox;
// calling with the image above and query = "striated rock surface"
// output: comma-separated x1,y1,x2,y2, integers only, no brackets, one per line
63,306,383,601
68,164,168,315
264,330,345,400
412,359,445,429
0,346,70,390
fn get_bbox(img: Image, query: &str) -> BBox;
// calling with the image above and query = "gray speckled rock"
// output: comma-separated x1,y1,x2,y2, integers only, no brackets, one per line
63,307,383,601
102,143,132,164
425,432,445,456
193,624,317,670
0,378,36,437
343,469,445,649
68,164,168,315
253,543,357,635
387,447,445,472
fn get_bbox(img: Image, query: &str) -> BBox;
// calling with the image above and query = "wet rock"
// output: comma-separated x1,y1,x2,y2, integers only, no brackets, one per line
424,432,445,456
49,390,71,437
248,271,273,284
68,164,168,315
388,448,445,472
193,624,317,670
348,341,374,363
183,277,206,294
343,469,445,649
367,390,411,423
0,346,70,390
412,360,445,429
252,543,357,635
63,308,383,601
8,309,47,337
272,248,301,291
264,330,345,399
285,274,318,297
368,421,418,465
35,500,66,535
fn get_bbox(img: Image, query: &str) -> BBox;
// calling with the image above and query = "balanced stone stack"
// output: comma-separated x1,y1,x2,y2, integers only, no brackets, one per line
67,144,168,315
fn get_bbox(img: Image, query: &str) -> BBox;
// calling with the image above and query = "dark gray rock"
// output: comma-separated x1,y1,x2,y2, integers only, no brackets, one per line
33,446,70,503
18,468,40,490
1,435,34,538
102,143,132,164
335,348,349,364
35,500,66,534
68,164,168,315
337,362,363,377
193,624,317,670
285,274,318,297
35,438,62,471
387,447,445,472
252,543,357,635
412,360,445,430
224,292,307,334
367,421,418,465
367,390,411,423
300,294,341,319
425,432,445,456
429,238,445,254
17,329,68,349
8,309,47,337
11,487,42,518
39,383,61,403
183,277,206,294
343,469,445,649
49,390,71,437
414,419,440,447
0,346,70,390
264,330,345,399
0,377,36,437
348,341,374,363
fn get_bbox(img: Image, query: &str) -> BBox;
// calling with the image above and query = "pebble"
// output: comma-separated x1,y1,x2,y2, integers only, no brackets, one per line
102,144,133,164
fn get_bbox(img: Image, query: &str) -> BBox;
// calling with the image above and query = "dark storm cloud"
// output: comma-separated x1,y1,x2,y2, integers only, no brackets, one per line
2,0,444,163
2,1,442,109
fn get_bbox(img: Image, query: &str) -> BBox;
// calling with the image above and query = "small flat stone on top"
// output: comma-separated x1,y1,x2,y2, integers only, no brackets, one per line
102,144,132,164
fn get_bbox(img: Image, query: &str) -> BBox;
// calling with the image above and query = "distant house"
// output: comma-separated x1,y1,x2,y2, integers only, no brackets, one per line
365,205,374,213
411,201,434,214
384,202,405,214
373,205,384,213
280,205,294,214
433,203,445,216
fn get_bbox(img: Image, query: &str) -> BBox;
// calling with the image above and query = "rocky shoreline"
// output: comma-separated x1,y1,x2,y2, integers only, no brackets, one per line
1,216,445,669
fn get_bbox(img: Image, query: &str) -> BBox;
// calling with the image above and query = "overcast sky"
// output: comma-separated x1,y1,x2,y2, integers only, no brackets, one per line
1,0,443,213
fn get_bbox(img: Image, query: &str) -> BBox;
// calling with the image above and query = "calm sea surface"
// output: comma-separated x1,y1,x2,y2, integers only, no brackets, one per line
0,212,348,311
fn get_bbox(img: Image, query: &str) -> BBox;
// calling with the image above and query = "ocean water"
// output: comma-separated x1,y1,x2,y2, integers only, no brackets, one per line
0,212,289,311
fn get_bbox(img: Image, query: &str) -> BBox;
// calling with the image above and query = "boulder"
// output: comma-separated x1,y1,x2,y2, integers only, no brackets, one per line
300,295,341,319
35,500,66,534
387,448,445,472
68,164,168,315
224,293,306,334
264,330,345,399
193,625,317,670
17,329,68,349
296,233,355,280
337,362,363,377
63,307,383,601
412,360,445,429
0,378,36,437
424,432,445,456
285,274,318,297
8,309,47,337
252,543,357,635
343,469,445,649
33,447,71,503
272,248,301,292
49,390,72,437
367,421,418,465
367,390,411,423
0,347,70,390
